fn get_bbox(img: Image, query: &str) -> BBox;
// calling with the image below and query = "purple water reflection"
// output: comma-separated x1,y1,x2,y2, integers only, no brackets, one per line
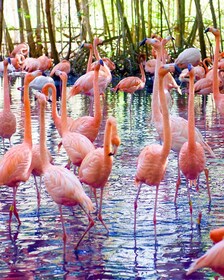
0,76,223,279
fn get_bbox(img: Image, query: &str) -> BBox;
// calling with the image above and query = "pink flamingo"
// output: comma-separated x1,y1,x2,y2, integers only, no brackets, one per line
78,116,121,232
49,59,71,76
37,54,52,72
56,70,95,171
205,27,224,115
175,47,201,69
134,64,173,227
0,70,42,225
0,58,17,148
179,64,211,216
35,91,94,250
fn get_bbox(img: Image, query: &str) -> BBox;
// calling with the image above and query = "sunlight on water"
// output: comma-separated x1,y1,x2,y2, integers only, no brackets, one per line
0,75,223,279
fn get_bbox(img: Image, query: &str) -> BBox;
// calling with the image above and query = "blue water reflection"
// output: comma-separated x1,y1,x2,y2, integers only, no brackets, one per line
0,75,223,279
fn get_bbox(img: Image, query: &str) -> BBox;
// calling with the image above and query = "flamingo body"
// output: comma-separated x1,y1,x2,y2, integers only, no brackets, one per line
175,48,201,68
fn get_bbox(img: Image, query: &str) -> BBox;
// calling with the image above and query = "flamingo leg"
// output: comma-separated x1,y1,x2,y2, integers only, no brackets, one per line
174,157,181,204
186,180,193,215
33,175,41,207
59,205,67,244
134,183,142,233
9,186,21,226
97,188,109,233
75,206,94,250
204,168,211,204
153,185,159,224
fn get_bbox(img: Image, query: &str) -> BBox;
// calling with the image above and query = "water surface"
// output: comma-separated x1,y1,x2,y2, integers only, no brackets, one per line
0,75,224,279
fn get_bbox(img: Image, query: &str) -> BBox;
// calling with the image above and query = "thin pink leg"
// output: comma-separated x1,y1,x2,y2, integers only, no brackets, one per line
153,185,159,224
9,186,21,226
75,206,94,250
134,183,142,233
204,168,211,204
174,157,181,204
98,188,109,233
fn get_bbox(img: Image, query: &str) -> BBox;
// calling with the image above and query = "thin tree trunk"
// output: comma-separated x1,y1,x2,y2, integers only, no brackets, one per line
65,0,72,60
194,0,206,59
45,0,59,63
36,0,43,56
17,0,25,42
3,18,14,55
0,0,3,51
22,0,36,56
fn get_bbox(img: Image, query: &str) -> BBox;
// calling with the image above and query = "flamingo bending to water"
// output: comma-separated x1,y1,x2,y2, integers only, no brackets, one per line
0,70,42,225
35,91,94,249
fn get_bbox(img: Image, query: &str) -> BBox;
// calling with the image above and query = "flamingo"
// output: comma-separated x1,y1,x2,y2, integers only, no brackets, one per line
78,116,120,232
112,57,146,110
134,64,173,228
37,54,52,72
205,27,224,115
0,70,42,225
178,64,211,216
42,60,103,143
22,57,40,72
175,47,201,69
10,42,29,58
186,239,224,276
49,59,71,76
68,38,113,102
140,38,215,202
35,91,94,250
80,42,93,73
29,75,55,92
0,58,17,148
56,70,95,171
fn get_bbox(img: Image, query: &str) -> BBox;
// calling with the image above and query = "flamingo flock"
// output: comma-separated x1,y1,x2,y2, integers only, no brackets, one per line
0,28,224,276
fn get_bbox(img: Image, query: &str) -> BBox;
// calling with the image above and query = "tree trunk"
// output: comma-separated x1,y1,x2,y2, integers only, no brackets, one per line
3,18,14,55
17,0,25,42
194,0,206,59
45,0,59,63
0,0,3,52
175,0,185,49
36,0,43,56
22,0,36,56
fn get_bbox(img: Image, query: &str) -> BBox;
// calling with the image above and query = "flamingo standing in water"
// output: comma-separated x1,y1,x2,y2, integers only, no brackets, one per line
178,64,211,216
205,27,224,115
134,64,173,228
78,116,121,232
0,58,17,148
35,91,94,250
56,71,95,171
0,70,42,225
140,38,215,202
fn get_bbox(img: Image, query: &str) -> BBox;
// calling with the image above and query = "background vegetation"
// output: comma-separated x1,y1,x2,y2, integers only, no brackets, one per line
0,0,223,75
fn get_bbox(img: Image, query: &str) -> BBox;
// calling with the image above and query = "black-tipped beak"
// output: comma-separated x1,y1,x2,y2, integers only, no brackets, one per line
139,38,147,46
99,59,104,66
187,63,193,71
7,57,11,64
80,42,85,49
204,27,209,33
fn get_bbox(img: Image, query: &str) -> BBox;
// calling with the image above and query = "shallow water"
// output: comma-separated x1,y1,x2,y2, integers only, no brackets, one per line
0,75,224,279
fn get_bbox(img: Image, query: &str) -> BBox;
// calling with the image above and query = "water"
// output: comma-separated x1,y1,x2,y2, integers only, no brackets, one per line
0,75,224,279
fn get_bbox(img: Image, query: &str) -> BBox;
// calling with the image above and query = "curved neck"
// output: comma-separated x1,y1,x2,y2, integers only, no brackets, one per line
48,84,60,123
23,75,32,146
60,73,68,134
158,73,171,158
188,71,196,149
152,45,162,122
93,39,101,60
103,118,113,159
213,33,220,98
3,62,10,111
139,62,146,83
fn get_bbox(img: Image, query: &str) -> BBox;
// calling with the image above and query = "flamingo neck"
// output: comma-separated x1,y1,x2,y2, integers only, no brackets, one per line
152,46,162,123
50,85,60,126
93,39,101,60
23,76,32,146
213,33,220,98
139,62,146,84
103,118,113,160
93,67,102,126
158,73,171,159
187,72,196,150
86,46,93,72
60,75,68,135
3,62,10,111
39,100,49,168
